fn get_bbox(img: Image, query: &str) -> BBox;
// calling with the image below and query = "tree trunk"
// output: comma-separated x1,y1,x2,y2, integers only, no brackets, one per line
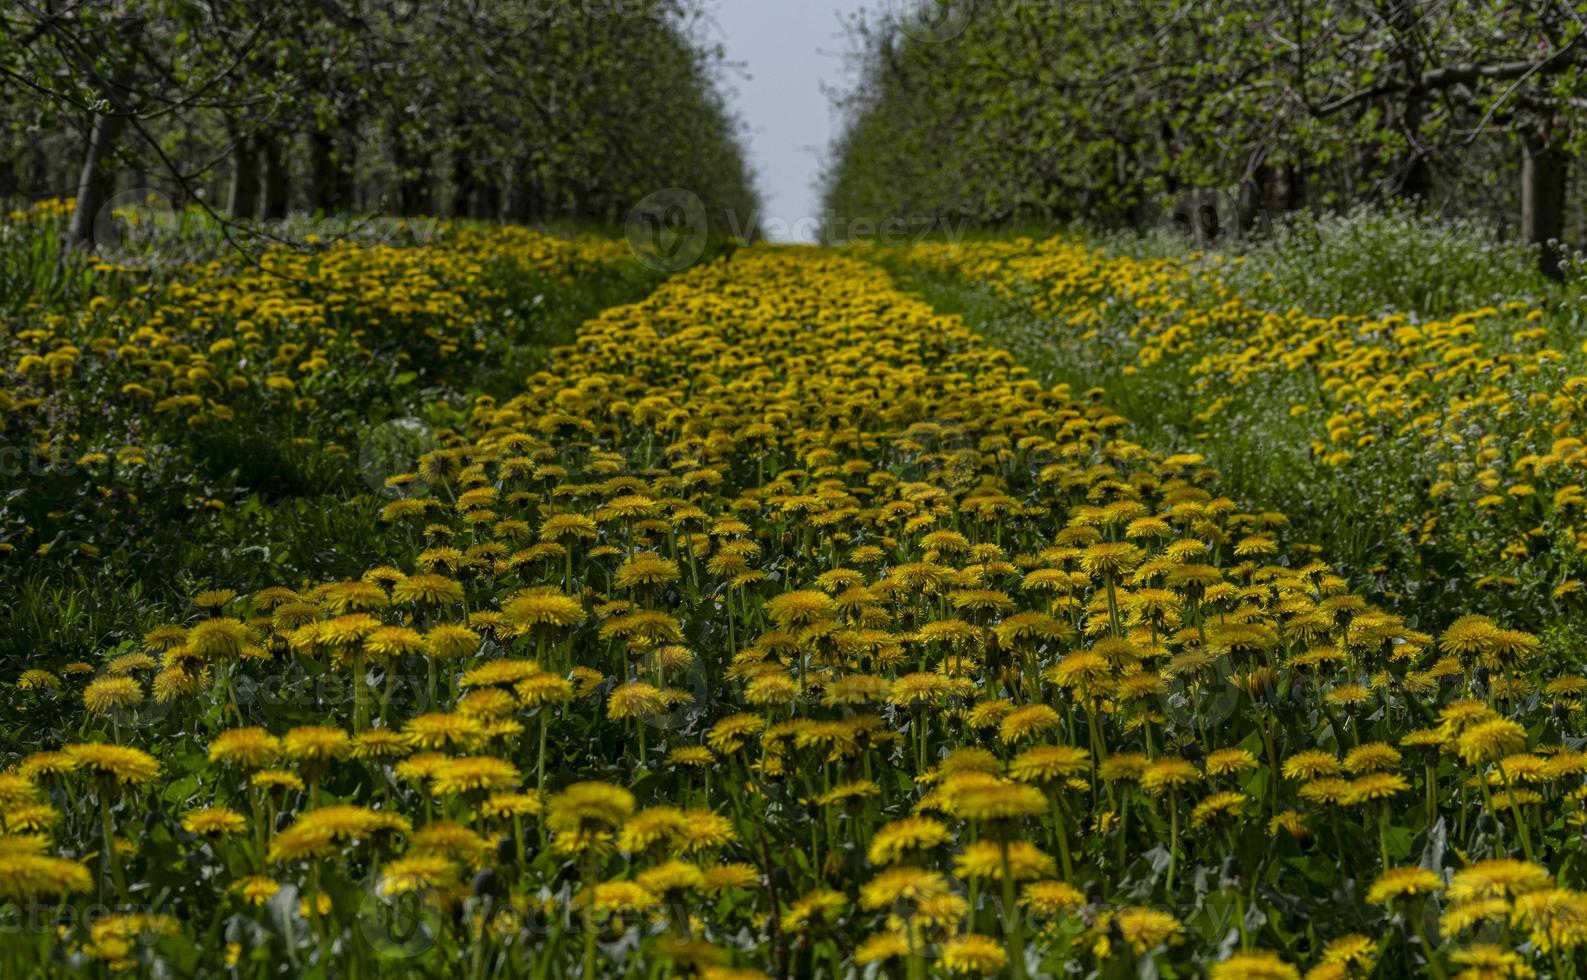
1523,132,1568,280
309,129,336,212
393,143,430,217
1253,162,1303,218
505,166,546,224
260,136,289,220
472,181,501,221
309,124,355,213
66,105,129,248
340,119,360,211
450,145,478,218
1390,97,1432,204
227,132,260,220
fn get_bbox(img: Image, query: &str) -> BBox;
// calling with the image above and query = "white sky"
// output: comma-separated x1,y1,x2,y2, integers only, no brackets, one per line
707,0,868,243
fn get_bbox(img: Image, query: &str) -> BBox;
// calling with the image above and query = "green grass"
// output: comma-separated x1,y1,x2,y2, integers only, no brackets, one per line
1127,205,1559,320
887,261,1397,577
867,214,1587,640
0,229,669,678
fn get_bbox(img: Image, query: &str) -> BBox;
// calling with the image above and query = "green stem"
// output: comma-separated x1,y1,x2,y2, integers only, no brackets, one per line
1000,840,1027,980
1377,804,1390,869
1496,762,1537,865
1410,905,1449,980
537,712,549,799
1116,787,1130,871
1054,801,1075,881
583,848,599,978
352,649,368,733
100,791,128,904
1167,790,1180,896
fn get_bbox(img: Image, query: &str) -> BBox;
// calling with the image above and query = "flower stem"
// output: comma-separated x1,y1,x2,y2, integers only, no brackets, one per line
1377,804,1391,869
352,649,368,733
1410,906,1450,980
1000,840,1027,980
1495,762,1537,864
100,791,128,904
583,848,598,978
1167,790,1180,895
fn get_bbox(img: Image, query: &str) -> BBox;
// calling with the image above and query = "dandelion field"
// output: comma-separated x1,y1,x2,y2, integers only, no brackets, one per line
4,202,1587,980
872,227,1587,641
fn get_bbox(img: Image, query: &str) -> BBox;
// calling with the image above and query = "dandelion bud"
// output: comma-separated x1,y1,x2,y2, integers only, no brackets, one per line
472,868,501,900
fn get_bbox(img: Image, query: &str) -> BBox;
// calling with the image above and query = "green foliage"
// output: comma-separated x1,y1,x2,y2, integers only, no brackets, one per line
823,0,1587,245
1212,207,1555,318
0,0,758,235
870,214,1587,637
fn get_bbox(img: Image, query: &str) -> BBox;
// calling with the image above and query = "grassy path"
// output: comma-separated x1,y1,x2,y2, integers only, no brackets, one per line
872,259,1397,590
863,246,1587,663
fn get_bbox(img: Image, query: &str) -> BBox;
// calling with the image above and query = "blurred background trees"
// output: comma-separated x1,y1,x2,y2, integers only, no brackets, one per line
824,0,1587,275
0,0,759,245
12,0,1582,274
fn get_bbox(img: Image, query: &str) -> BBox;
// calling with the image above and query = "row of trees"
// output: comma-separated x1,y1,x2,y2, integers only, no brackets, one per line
824,0,1587,274
1,0,759,247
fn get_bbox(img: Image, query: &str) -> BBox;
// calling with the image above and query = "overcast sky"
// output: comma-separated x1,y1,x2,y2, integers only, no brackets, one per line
707,0,866,243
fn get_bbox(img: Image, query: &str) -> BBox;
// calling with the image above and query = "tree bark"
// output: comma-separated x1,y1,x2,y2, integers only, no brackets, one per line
227,132,260,220
1392,100,1432,204
309,124,356,213
450,142,479,218
504,181,527,224
472,181,501,221
505,165,546,224
1385,0,1430,205
1522,131,1569,280
66,105,129,248
260,135,289,220
392,134,430,217
309,129,335,212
